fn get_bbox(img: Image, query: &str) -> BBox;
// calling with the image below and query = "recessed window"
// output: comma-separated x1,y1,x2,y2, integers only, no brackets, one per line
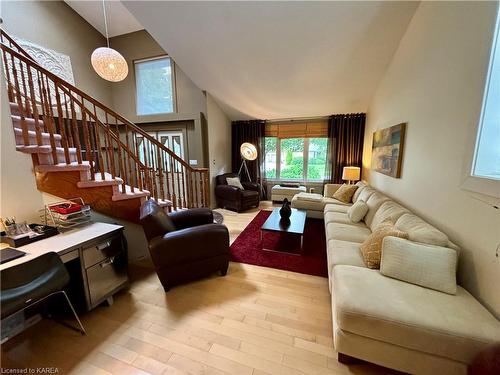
264,137,329,181
472,9,500,180
135,56,175,116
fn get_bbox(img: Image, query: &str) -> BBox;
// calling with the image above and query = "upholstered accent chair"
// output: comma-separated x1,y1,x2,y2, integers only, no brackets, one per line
139,199,230,291
215,173,260,212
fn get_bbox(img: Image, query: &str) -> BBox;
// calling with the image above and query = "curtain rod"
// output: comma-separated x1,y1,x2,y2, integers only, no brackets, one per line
266,115,330,124
265,112,365,124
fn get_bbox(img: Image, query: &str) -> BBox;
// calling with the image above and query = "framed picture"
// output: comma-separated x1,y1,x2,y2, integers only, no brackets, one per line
371,123,406,178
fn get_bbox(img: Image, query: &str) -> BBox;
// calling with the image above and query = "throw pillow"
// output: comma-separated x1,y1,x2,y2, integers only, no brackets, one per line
347,200,369,223
332,184,358,203
380,237,457,294
226,177,244,190
360,220,409,269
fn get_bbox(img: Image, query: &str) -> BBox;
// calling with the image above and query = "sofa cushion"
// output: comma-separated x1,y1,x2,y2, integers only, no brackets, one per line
352,181,367,203
369,200,409,231
295,192,323,202
364,192,391,228
328,240,365,271
324,211,366,227
357,186,376,203
347,200,369,223
323,184,342,198
293,195,350,212
332,265,500,364
326,222,371,243
332,184,358,204
395,213,449,247
381,237,457,294
324,204,350,214
360,221,409,269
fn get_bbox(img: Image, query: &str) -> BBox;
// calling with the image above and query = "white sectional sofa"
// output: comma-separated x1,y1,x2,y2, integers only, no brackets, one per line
302,181,500,374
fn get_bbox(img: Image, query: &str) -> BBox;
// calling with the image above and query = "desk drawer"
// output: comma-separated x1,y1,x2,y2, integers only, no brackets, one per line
87,252,128,307
82,236,121,268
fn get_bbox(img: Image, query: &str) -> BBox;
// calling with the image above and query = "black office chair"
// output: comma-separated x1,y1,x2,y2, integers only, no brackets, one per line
0,252,85,341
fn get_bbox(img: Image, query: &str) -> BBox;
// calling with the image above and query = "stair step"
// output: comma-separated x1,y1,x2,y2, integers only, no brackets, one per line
77,172,123,188
111,184,150,201
15,145,52,154
35,161,91,173
10,102,21,116
11,115,40,132
14,127,62,147
16,145,77,155
156,199,173,208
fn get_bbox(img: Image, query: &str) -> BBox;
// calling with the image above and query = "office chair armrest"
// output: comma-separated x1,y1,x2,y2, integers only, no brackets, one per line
241,181,260,192
169,208,214,229
148,224,229,267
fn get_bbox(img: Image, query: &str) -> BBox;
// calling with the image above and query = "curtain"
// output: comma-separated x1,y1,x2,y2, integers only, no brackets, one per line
328,113,366,184
231,120,267,198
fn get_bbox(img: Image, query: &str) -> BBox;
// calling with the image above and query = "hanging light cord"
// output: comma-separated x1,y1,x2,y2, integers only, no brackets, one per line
102,0,110,47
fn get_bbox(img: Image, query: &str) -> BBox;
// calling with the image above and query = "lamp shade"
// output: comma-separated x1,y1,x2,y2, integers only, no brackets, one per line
240,142,258,161
91,47,128,82
342,166,360,181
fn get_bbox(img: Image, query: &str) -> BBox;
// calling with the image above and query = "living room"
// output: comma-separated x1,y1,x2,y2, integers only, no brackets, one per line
0,1,499,374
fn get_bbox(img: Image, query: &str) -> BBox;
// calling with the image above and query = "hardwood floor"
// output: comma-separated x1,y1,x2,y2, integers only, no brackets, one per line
1,202,394,375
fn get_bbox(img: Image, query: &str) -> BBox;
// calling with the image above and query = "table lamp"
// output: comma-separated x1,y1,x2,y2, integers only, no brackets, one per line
342,166,360,184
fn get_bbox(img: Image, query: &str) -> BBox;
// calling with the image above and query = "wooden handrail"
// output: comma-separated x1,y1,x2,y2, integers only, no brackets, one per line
1,33,210,209
0,29,35,62
0,42,204,172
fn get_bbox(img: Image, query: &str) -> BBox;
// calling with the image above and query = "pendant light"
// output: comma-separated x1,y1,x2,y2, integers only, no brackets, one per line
91,0,128,82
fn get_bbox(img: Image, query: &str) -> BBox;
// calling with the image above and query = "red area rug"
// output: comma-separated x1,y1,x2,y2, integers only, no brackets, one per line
230,210,327,277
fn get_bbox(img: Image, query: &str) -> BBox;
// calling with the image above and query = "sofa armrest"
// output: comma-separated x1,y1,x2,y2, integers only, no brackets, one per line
215,185,242,200
242,181,260,192
324,183,343,198
149,224,229,267
169,208,214,229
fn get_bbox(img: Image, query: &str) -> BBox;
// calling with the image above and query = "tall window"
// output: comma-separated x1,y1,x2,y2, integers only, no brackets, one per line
473,8,500,180
264,137,329,181
135,56,175,116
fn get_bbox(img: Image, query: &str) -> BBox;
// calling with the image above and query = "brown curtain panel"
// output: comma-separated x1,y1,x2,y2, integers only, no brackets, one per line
328,113,366,184
231,120,267,197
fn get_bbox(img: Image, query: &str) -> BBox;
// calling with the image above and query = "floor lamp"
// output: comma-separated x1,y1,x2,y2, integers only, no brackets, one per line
238,142,257,182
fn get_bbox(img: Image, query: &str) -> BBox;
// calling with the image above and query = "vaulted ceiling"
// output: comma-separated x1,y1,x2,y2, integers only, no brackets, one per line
123,1,418,120
65,1,143,38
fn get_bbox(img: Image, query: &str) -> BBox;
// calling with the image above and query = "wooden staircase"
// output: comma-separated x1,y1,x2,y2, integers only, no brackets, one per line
1,30,209,223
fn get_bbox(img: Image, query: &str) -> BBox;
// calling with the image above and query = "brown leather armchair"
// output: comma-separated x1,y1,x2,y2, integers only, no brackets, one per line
139,200,230,291
215,173,260,212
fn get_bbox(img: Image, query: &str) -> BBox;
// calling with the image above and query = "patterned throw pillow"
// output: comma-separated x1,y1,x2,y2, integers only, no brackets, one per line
226,177,244,190
332,184,358,203
360,221,409,269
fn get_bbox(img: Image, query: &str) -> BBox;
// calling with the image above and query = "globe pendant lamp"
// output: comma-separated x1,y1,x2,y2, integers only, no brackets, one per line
91,0,128,82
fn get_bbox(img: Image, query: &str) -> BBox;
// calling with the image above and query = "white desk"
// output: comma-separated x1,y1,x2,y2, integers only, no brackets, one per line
0,222,128,310
0,222,122,270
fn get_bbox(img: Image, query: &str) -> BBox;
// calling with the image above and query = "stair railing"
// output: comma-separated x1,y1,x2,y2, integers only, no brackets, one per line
0,32,209,209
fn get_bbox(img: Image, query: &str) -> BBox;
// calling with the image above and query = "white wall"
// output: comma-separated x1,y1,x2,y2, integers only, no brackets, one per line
206,94,232,207
363,1,500,317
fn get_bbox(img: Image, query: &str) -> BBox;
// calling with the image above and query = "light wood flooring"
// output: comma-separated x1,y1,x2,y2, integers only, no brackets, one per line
1,202,394,375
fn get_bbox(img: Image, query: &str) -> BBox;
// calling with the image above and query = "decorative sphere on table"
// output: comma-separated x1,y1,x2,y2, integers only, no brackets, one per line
280,198,292,220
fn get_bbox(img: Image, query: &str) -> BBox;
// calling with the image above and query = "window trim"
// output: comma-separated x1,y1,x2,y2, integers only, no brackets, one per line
471,5,500,181
461,3,500,198
264,136,329,182
134,55,177,116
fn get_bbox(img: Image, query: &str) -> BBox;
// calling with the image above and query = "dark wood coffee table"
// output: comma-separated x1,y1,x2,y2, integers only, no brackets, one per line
260,208,307,254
